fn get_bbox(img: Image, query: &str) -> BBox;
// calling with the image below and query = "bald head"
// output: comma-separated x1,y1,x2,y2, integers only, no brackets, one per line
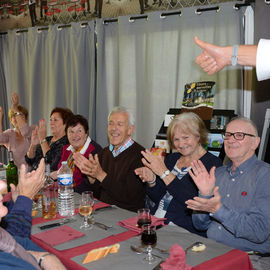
227,117,258,137
224,117,260,169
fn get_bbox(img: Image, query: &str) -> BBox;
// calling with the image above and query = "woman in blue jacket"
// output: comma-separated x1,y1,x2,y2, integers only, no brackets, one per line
135,112,223,236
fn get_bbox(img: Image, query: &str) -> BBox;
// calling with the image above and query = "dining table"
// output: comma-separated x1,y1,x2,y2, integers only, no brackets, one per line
30,193,254,270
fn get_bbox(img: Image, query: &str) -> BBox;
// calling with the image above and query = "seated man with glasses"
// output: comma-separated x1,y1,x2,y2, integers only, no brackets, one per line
186,116,270,270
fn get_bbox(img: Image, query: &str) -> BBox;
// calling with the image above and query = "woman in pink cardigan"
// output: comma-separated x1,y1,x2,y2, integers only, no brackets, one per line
0,93,35,170
57,114,102,192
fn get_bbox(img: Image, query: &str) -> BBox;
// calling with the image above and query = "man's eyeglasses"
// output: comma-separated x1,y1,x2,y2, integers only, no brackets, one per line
223,132,256,141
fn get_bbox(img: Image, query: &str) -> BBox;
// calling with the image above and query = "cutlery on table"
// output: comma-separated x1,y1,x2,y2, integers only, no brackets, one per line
39,218,75,230
130,245,162,259
153,247,169,254
88,219,113,230
185,241,204,253
94,205,113,213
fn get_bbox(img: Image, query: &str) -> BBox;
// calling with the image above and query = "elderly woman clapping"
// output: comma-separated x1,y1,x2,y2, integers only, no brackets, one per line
135,112,222,236
56,114,102,192
26,108,73,171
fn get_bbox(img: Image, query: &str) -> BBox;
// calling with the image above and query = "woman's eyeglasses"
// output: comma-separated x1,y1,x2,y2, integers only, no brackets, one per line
223,132,256,141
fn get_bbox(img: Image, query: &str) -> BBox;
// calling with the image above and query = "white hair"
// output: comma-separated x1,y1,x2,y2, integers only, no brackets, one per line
108,106,135,127
227,116,258,136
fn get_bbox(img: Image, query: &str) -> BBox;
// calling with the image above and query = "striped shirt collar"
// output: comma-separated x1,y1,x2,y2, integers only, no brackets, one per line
109,137,134,157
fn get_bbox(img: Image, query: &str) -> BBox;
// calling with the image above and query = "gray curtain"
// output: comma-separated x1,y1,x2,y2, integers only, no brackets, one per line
0,44,9,163
96,2,244,148
0,21,96,139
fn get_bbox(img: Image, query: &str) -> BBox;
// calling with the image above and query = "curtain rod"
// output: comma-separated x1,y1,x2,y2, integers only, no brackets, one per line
160,10,182,18
234,0,254,10
103,11,182,24
195,6,220,15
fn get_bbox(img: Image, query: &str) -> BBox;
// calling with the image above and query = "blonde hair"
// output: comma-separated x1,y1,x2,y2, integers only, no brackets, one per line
8,105,28,121
166,112,208,150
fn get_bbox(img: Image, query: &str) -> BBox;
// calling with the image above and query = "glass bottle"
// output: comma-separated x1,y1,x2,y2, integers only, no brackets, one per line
6,151,18,192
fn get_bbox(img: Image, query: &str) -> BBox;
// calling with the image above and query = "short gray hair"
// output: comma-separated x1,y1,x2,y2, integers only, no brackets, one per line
108,106,135,127
227,116,258,136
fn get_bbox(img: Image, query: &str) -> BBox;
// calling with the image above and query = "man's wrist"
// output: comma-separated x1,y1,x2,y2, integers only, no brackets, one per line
97,171,107,182
231,45,238,66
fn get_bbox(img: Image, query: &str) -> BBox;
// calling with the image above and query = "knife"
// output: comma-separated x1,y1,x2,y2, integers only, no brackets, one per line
88,219,112,230
94,205,113,212
39,218,75,230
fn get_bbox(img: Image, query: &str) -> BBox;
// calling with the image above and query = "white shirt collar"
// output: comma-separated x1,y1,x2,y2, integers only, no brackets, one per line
67,136,91,155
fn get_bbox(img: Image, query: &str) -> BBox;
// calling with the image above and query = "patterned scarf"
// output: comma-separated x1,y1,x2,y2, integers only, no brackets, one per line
66,136,92,172
0,227,41,269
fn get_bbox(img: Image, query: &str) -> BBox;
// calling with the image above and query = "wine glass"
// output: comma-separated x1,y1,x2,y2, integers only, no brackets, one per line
141,224,157,264
79,191,94,230
32,191,43,211
137,208,151,228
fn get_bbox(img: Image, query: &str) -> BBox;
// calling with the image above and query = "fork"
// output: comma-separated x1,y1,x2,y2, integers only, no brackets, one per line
88,219,113,230
153,247,170,254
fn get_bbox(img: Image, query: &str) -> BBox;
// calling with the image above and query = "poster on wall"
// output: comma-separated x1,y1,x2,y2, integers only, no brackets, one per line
181,81,216,120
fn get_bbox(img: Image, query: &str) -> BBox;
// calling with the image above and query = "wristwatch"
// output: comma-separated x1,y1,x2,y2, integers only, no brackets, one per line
231,45,238,66
160,170,170,180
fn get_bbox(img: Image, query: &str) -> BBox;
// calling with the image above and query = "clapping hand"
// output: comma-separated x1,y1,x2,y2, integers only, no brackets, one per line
31,126,40,146
185,186,222,214
141,149,167,177
73,153,106,182
38,118,47,142
11,159,45,201
189,160,216,196
73,152,92,175
11,92,19,111
0,106,3,118
134,167,155,183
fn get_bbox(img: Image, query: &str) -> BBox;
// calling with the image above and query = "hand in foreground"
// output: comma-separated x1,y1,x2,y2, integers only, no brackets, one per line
141,149,167,177
134,167,155,183
13,159,45,200
189,160,216,196
194,36,231,75
28,251,66,270
185,186,222,213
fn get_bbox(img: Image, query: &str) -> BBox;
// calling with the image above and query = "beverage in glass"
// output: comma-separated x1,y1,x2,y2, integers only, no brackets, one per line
42,164,57,219
137,208,151,228
79,191,94,229
141,224,157,264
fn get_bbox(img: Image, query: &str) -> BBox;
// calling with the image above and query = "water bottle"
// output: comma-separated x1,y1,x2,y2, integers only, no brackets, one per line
6,151,18,192
57,161,75,217
42,164,57,219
